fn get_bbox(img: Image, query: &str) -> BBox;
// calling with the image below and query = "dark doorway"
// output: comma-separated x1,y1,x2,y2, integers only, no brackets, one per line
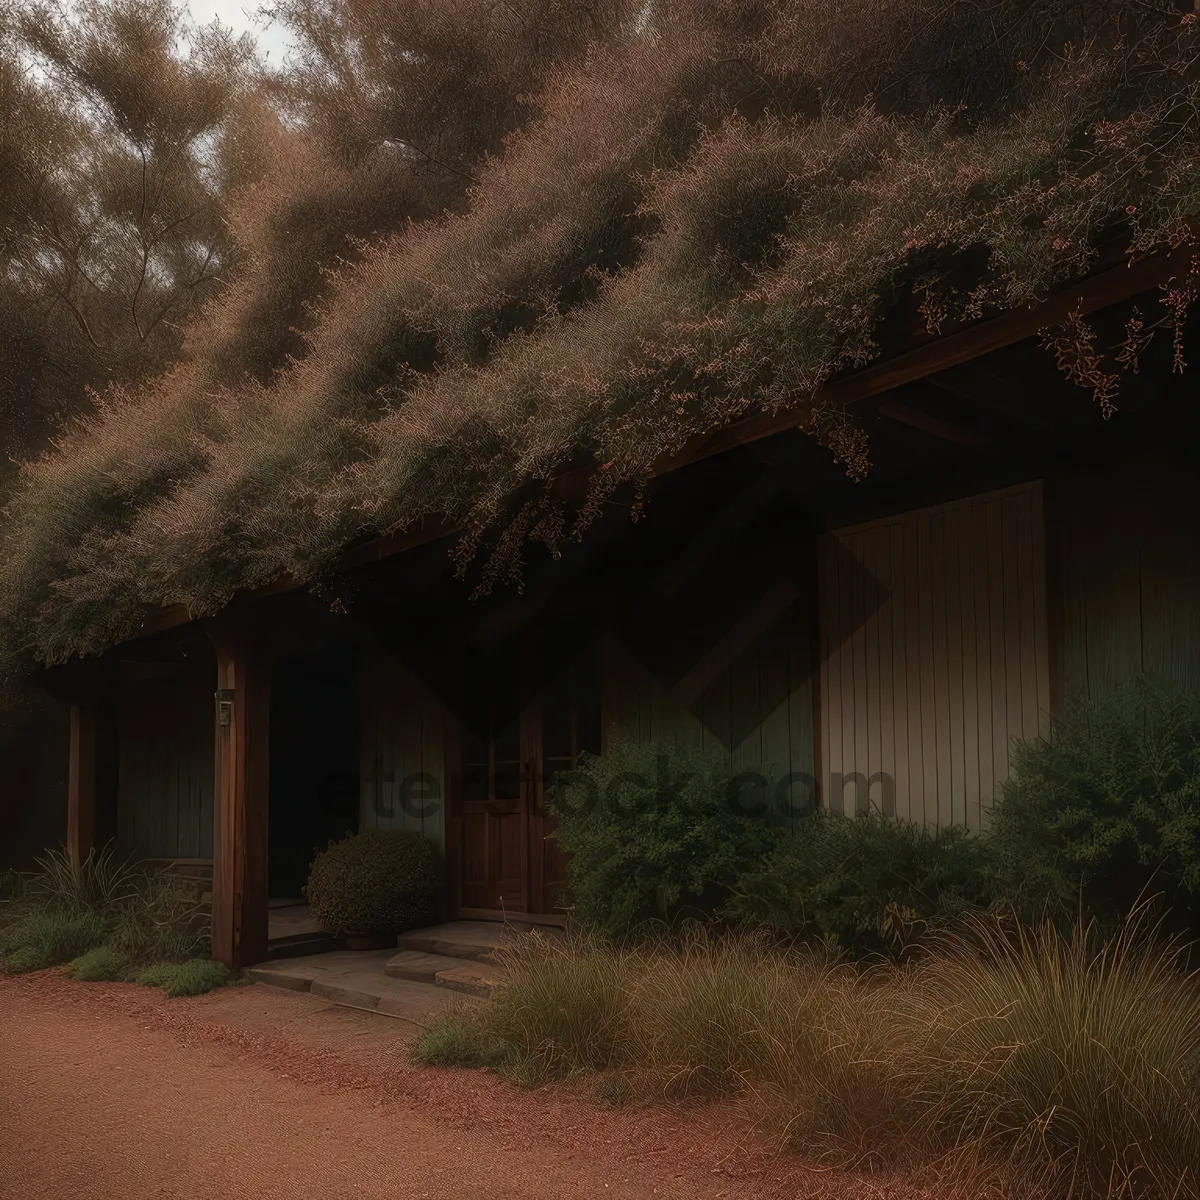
268,641,360,898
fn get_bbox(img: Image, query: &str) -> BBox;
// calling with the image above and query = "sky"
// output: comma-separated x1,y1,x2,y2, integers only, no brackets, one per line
186,1,296,65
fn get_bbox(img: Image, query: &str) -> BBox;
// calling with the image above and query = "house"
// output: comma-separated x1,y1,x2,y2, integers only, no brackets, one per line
21,244,1200,969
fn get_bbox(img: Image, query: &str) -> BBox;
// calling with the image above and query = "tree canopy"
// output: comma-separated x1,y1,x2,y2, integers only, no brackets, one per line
2,0,1200,670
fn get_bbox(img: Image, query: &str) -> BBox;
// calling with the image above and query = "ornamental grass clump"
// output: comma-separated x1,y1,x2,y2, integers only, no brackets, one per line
0,844,213,975
913,912,1200,1197
418,914,1200,1197
305,829,438,939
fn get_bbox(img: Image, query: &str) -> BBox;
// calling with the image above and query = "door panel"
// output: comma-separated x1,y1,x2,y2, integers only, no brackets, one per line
452,642,601,918
455,650,530,913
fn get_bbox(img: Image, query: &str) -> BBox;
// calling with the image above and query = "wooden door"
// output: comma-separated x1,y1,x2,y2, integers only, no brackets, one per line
529,652,602,917
452,644,601,920
455,647,531,914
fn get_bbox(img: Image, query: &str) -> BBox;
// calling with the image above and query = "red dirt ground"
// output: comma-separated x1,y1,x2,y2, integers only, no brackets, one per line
0,970,977,1200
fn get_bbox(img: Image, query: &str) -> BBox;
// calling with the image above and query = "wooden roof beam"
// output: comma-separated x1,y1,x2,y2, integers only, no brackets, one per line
655,242,1194,472
926,363,1056,428
873,397,990,447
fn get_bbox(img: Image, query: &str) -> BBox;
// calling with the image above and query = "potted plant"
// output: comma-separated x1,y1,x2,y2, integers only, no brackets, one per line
305,829,438,949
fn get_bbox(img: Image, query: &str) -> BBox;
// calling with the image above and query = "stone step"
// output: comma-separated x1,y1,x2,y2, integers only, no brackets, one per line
249,950,485,1023
385,950,506,998
265,932,344,961
395,920,508,964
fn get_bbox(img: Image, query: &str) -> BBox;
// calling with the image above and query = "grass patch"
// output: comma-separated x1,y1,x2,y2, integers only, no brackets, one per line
595,1073,633,1107
413,1011,510,1070
418,917,1200,1196
134,958,230,997
68,944,132,982
0,907,109,972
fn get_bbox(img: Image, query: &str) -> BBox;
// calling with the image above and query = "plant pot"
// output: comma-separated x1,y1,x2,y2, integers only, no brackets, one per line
344,933,394,951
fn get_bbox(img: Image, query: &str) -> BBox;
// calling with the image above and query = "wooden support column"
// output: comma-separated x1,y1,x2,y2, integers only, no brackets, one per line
207,621,271,969
66,701,97,861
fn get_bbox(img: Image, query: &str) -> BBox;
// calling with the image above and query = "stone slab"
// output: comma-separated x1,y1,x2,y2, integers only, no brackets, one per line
385,950,467,982
434,963,505,999
395,921,509,963
249,949,486,1023
309,978,383,1010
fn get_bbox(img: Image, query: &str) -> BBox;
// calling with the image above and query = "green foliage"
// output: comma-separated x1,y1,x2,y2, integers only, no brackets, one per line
305,829,438,938
731,812,994,957
134,958,230,997
429,919,1200,1194
0,848,208,974
5,4,1200,668
69,945,132,982
594,1074,633,1108
0,907,108,972
550,738,780,938
413,1012,510,1071
25,844,140,915
488,931,635,1079
990,678,1200,932
0,868,24,903
1,945,55,974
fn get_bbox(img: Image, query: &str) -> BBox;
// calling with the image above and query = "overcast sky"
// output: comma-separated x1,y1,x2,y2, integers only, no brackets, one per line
187,1,295,65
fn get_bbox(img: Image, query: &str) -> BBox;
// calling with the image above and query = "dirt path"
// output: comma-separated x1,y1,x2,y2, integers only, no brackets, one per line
0,971,934,1200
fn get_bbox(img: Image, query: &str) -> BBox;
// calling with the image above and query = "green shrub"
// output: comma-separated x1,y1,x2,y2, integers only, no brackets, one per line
0,907,108,971
550,737,780,938
305,829,438,939
135,958,230,997
111,870,210,963
69,944,132,982
990,678,1200,932
731,812,993,957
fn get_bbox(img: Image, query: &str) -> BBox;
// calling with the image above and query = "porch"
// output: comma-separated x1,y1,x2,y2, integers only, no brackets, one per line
39,286,1200,970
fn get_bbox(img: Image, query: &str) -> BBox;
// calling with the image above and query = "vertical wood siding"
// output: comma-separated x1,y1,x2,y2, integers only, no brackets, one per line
116,665,215,859
1050,461,1200,700
819,483,1051,831
604,589,818,825
359,649,447,850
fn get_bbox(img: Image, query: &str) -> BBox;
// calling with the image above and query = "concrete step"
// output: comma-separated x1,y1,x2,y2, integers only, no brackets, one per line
249,950,484,1023
265,932,344,961
395,920,509,964
385,950,506,998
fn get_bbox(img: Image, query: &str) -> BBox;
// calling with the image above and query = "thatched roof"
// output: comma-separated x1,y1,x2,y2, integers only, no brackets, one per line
3,0,1200,668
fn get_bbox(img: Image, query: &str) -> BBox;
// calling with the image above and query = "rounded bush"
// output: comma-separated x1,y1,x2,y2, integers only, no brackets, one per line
305,829,438,939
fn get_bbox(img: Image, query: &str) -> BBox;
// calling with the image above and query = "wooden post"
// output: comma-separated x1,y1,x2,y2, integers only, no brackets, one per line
207,622,271,969
66,701,97,861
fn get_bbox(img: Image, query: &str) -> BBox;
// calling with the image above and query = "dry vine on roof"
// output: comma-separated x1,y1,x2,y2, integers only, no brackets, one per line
3,0,1200,669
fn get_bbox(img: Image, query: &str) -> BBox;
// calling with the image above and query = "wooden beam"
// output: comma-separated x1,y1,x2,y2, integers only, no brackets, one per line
653,243,1195,471
125,242,1194,640
927,363,1055,428
206,620,271,969
873,397,990,447
66,701,97,861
